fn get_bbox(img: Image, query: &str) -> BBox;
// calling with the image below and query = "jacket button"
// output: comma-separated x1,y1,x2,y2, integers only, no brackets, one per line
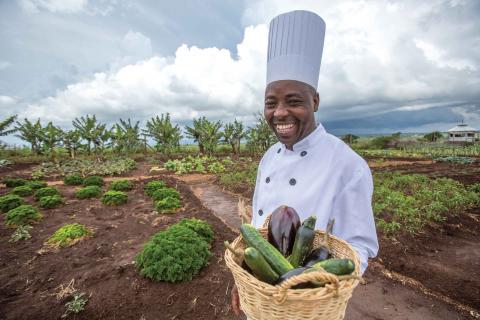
277,148,281,153
265,177,270,183
258,209,264,216
289,178,296,186
300,151,307,157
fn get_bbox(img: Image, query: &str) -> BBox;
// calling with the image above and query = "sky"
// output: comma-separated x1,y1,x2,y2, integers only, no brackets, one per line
1,0,479,144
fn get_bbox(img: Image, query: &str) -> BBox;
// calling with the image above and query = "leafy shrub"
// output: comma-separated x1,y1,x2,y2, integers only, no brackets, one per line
155,196,181,214
25,180,48,189
135,219,213,282
5,205,42,226
63,292,88,318
12,186,34,197
468,183,480,194
75,186,102,199
109,179,133,191
39,195,64,209
47,223,92,247
0,194,25,213
101,191,128,205
35,187,60,200
64,174,84,186
144,180,166,197
151,187,180,201
83,176,104,187
3,178,27,188
9,225,33,243
207,161,225,173
175,218,214,243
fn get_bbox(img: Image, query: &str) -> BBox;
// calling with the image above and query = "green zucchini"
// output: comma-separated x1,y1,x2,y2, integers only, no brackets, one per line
312,258,355,275
240,224,293,275
244,247,279,284
288,216,317,267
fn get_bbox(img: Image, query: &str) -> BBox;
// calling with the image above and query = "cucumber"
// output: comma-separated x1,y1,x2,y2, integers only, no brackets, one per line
240,224,293,275
288,216,316,267
244,247,279,284
312,258,355,275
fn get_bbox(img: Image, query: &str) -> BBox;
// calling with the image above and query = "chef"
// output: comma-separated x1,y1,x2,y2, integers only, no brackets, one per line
232,10,378,316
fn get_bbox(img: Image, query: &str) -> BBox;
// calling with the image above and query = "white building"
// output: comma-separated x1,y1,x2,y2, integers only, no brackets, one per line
447,123,477,143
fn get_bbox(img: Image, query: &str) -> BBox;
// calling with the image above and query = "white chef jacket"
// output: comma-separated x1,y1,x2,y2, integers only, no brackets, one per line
252,123,378,274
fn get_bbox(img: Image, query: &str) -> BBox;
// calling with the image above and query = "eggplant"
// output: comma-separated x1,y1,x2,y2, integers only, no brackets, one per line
275,267,309,288
267,205,300,256
303,219,335,267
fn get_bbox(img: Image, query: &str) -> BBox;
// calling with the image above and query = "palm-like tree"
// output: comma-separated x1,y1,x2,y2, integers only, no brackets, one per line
111,118,142,154
185,117,223,154
143,113,182,154
246,112,276,153
73,115,110,155
15,118,43,154
62,130,82,159
223,119,246,154
0,115,17,147
39,122,63,162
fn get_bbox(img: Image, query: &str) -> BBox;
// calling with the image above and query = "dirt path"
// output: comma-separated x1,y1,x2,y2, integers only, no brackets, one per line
177,173,475,320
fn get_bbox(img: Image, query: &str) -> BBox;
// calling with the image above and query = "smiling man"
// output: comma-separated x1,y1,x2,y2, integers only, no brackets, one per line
231,10,378,317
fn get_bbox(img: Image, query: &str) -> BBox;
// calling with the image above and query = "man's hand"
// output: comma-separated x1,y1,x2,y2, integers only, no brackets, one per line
231,285,242,316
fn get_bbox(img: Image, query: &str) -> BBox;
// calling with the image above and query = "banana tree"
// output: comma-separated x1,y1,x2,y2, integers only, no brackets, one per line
223,119,246,154
62,130,82,159
143,113,182,154
110,118,142,154
39,122,63,162
0,115,17,148
15,118,43,154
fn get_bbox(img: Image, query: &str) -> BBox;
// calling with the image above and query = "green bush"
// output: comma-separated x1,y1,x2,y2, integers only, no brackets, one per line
12,186,34,197
64,174,84,186
9,225,33,243
175,218,214,243
83,176,104,187
0,194,25,213
3,178,27,188
151,187,180,202
25,180,48,189
144,180,166,197
135,219,213,282
75,186,102,199
155,196,181,214
39,195,64,209
101,191,128,205
5,205,42,226
35,187,60,200
46,223,92,247
109,179,133,191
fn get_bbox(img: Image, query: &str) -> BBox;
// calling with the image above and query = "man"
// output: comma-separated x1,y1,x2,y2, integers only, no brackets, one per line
231,10,378,316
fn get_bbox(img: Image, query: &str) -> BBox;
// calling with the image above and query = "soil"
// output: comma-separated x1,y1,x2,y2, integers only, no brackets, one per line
0,175,238,320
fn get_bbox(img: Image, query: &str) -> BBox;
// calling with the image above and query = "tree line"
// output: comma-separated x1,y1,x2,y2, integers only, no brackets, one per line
0,113,276,160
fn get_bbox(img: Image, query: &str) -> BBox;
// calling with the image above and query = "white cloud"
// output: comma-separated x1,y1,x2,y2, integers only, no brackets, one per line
0,95,17,105
0,61,12,70
19,0,88,14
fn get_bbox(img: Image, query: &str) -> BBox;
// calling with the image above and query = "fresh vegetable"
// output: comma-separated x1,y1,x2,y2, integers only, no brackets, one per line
288,216,317,268
275,267,309,287
267,205,300,256
312,258,355,276
240,224,293,275
304,219,334,267
244,247,279,284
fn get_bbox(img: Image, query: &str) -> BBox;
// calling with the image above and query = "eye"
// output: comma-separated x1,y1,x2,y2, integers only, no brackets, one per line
288,99,302,106
265,101,276,109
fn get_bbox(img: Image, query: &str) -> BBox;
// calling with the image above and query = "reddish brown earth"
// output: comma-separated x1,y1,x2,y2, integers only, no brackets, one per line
0,175,238,320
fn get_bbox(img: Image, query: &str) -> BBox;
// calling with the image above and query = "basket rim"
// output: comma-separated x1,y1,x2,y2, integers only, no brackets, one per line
225,228,361,302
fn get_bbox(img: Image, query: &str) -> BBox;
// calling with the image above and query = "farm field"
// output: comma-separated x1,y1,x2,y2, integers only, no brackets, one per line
0,153,479,319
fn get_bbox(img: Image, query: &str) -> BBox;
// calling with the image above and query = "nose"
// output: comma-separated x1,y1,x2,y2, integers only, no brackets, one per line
273,102,288,119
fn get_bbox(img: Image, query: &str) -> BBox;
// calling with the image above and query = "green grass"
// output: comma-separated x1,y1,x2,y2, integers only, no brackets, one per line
101,190,128,205
47,223,92,247
5,205,42,227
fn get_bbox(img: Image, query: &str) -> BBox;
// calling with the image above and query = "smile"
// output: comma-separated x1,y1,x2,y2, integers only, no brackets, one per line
275,123,296,135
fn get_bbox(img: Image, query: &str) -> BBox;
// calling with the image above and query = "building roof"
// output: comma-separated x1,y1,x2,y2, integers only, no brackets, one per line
447,123,477,132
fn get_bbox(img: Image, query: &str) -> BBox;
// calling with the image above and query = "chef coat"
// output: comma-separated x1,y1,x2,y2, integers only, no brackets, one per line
252,123,379,274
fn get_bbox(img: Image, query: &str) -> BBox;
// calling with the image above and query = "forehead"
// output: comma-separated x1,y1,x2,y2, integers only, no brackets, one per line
265,80,315,98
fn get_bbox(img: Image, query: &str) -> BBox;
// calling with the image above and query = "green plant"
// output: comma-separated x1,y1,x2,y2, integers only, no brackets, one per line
47,223,92,247
83,176,104,187
39,195,64,209
25,180,48,189
5,205,42,226
109,179,133,191
144,180,166,197
75,186,102,199
151,187,180,202
207,161,225,173
175,218,214,243
135,219,213,282
35,187,60,200
101,191,128,205
2,177,27,188
62,292,88,318
64,174,84,186
9,225,33,243
155,196,181,214
12,186,34,197
0,194,25,212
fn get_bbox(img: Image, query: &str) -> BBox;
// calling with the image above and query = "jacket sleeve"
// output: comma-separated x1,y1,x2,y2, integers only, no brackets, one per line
330,166,379,274
251,156,264,227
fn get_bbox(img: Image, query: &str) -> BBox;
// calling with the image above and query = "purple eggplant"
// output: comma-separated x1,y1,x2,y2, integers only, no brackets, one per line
267,205,301,256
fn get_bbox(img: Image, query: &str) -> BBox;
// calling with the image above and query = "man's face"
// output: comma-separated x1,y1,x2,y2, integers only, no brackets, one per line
264,80,319,149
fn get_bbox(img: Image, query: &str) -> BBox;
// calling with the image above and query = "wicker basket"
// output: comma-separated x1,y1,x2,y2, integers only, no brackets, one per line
224,228,361,320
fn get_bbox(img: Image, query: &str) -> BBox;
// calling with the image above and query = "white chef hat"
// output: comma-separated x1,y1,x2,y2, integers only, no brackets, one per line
266,10,326,90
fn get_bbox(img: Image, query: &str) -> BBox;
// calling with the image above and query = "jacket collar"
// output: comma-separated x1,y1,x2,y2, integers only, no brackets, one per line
282,122,326,152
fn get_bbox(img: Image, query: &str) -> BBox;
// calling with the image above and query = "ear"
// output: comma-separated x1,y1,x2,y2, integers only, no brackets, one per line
313,92,320,112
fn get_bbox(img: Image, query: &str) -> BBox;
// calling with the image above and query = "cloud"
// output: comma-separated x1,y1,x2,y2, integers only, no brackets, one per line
19,0,88,14
0,61,12,70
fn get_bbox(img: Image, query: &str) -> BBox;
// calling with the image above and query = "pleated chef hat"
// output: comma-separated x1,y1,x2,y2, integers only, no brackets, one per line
266,10,326,89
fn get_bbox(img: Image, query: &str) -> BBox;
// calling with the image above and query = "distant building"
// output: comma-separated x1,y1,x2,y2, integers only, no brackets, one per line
447,123,477,143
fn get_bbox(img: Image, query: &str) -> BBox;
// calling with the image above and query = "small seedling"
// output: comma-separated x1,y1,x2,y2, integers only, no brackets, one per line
62,292,88,318
9,225,33,243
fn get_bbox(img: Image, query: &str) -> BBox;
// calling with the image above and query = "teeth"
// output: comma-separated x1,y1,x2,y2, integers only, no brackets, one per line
276,123,295,132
